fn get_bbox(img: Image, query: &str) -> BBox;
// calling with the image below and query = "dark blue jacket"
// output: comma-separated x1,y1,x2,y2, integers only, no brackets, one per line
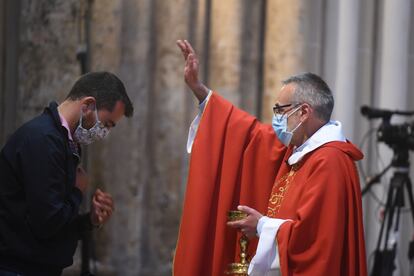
0,102,92,275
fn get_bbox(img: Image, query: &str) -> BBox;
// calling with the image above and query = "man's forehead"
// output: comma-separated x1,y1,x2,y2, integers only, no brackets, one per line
275,83,295,104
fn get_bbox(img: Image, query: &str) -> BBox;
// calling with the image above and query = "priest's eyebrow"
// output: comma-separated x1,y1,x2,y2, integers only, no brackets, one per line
274,103,292,108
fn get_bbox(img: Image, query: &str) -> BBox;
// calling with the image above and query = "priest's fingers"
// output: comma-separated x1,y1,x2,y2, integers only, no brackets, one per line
176,40,189,60
184,40,196,56
187,54,199,76
187,53,197,68
237,205,262,218
227,220,257,238
226,218,251,228
227,219,244,228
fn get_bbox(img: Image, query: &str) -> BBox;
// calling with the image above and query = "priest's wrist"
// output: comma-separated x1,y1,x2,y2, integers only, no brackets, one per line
191,82,209,103
256,216,269,237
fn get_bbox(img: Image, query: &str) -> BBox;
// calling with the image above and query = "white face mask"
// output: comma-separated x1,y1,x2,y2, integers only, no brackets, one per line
272,105,303,146
73,108,110,145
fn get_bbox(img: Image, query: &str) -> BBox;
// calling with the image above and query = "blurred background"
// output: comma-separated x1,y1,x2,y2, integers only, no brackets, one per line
1,0,414,275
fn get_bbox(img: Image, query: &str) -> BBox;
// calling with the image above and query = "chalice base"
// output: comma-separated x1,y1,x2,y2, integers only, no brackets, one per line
225,262,249,275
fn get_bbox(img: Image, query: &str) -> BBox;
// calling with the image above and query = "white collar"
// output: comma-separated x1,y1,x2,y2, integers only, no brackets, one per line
288,120,346,165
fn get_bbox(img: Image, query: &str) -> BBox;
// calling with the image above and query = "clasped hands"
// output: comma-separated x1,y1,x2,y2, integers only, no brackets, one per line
76,166,114,227
227,205,263,238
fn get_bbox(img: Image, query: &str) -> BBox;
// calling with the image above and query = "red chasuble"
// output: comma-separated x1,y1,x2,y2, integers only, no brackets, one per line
174,92,367,276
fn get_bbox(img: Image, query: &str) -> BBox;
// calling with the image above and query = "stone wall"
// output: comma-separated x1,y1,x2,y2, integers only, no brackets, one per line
82,1,305,275
1,0,305,275
3,0,414,275
17,0,80,124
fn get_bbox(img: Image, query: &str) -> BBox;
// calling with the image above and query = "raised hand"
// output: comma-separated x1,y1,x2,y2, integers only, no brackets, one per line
90,188,114,227
176,39,209,102
227,205,263,238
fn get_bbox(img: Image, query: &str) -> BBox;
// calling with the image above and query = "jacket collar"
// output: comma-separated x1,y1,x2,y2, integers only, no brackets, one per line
44,101,70,139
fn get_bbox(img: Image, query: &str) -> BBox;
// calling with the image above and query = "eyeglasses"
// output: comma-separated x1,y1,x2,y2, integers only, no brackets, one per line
272,103,302,116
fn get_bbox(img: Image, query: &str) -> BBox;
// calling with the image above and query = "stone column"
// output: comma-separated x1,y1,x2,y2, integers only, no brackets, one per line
205,0,266,116
333,0,360,141
378,1,411,111
238,0,267,117
0,1,6,144
88,0,192,275
0,0,21,145
138,0,190,275
17,0,80,124
83,1,123,275
208,0,242,105
262,0,304,122
0,0,6,145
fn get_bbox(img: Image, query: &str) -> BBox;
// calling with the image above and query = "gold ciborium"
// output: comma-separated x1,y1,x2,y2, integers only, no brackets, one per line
225,210,249,275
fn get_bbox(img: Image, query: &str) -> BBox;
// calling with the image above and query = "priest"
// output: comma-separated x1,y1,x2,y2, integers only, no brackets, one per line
174,40,367,276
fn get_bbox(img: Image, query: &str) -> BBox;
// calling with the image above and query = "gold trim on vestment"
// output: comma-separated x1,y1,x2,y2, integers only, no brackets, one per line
267,163,300,217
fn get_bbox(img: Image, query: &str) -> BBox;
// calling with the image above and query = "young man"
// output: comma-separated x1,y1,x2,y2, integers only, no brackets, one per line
174,40,367,276
0,72,133,276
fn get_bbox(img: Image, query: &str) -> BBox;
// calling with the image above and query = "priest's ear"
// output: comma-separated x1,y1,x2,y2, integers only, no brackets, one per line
299,103,312,122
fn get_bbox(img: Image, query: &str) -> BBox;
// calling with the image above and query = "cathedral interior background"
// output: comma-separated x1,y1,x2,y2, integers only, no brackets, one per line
1,0,414,275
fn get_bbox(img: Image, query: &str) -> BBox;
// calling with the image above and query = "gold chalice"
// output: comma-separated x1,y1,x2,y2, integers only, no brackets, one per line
225,210,249,275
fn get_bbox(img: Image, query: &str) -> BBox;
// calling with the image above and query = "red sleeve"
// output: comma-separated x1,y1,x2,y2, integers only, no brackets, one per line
277,147,367,276
174,92,287,276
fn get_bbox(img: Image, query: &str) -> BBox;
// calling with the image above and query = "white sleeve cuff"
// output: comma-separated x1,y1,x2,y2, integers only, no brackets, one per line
248,218,290,275
256,216,268,237
186,90,213,153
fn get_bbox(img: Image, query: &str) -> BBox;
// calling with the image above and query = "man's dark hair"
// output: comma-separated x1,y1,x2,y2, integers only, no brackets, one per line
66,71,133,117
282,72,334,122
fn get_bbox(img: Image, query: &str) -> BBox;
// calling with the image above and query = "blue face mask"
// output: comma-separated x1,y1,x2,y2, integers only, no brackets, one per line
272,105,303,146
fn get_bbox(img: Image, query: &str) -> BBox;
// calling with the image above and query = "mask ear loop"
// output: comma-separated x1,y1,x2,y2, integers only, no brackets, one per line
79,103,93,128
286,104,306,136
94,108,105,128
94,108,99,122
79,109,85,128
291,120,303,133
286,104,303,118
79,105,99,129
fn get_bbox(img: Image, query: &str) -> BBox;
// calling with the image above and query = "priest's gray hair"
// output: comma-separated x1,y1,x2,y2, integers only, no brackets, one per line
282,72,334,122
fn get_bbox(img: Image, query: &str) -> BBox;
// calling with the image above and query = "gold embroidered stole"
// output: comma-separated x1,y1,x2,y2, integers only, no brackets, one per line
267,163,300,217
